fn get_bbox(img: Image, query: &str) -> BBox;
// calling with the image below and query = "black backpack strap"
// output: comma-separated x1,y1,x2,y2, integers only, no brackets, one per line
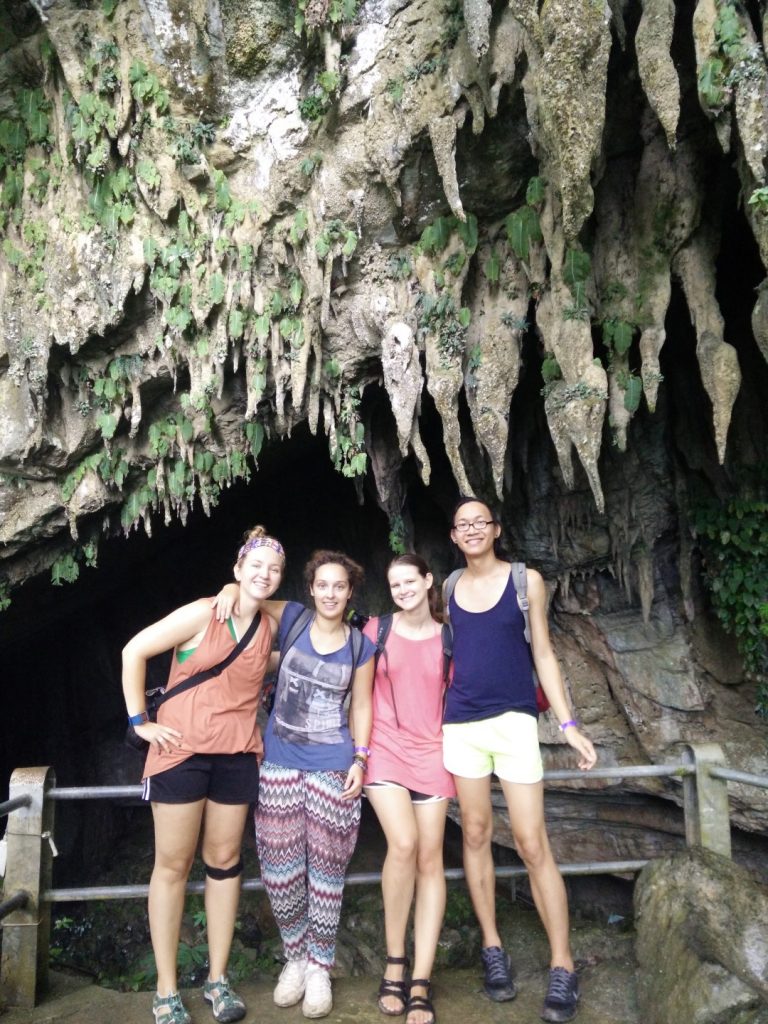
157,611,262,708
374,614,393,669
348,626,364,686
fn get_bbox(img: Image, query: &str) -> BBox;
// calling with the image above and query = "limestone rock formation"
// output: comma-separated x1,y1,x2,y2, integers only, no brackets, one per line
0,0,767,849
635,849,768,1023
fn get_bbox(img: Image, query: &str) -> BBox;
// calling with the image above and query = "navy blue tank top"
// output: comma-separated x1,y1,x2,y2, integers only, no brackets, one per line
443,571,538,723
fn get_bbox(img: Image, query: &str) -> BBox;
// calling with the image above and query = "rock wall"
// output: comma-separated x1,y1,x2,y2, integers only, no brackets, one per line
0,0,767,850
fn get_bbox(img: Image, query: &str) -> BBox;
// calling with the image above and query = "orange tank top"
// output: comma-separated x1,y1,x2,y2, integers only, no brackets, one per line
143,609,272,780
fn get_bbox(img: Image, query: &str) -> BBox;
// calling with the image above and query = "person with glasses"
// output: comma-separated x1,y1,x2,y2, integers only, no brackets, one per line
443,497,597,1023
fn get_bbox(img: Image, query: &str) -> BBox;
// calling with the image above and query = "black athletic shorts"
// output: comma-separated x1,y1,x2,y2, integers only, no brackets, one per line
142,752,260,805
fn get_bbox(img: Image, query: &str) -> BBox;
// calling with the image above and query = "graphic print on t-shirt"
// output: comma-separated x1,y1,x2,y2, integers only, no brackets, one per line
273,646,351,744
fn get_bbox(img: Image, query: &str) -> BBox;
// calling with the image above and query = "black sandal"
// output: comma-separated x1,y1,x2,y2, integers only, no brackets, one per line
406,979,435,1024
377,955,409,1016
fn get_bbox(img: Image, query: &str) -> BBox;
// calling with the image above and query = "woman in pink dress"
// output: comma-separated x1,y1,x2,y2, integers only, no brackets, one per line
362,554,455,1024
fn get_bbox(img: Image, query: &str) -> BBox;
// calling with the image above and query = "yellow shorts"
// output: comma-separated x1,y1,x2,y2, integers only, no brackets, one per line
442,711,543,784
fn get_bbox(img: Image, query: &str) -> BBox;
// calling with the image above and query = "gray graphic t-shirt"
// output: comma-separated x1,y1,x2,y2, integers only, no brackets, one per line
263,602,375,771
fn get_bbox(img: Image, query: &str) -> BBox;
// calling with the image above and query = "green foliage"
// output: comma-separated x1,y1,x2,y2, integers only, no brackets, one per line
130,61,170,113
332,387,367,477
621,372,643,413
691,473,768,712
541,353,562,385
137,158,160,190
697,1,748,111
418,292,468,363
542,378,603,409
294,0,357,35
562,247,591,313
501,312,529,332
505,205,542,261
386,254,412,280
317,70,340,95
484,248,501,283
61,448,129,502
699,58,726,108
298,94,328,122
300,153,323,177
388,514,407,555
244,421,265,459
748,187,768,215
504,176,545,261
525,176,546,206
386,78,405,106
419,212,478,256
315,219,357,260
324,358,341,380
465,343,482,388
0,583,11,613
51,552,80,586
602,317,636,356
164,116,215,165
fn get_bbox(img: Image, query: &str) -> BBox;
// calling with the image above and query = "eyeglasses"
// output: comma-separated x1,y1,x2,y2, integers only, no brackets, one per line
453,518,494,533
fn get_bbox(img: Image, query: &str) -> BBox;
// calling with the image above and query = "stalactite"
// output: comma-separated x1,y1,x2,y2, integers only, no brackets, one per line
635,0,680,150
465,242,527,496
428,115,465,222
674,231,742,463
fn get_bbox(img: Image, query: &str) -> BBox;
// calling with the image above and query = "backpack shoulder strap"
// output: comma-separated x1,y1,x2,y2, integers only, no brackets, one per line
275,607,313,681
510,561,531,644
442,569,464,627
441,570,463,684
374,614,393,668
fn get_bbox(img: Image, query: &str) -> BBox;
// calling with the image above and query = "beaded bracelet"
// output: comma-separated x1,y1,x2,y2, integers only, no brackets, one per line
352,755,367,772
559,719,579,732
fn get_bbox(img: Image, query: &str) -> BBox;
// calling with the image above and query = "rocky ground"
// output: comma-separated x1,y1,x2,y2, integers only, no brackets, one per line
0,915,638,1024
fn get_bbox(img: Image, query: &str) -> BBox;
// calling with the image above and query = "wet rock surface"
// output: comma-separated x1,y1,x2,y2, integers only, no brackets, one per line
635,848,768,1024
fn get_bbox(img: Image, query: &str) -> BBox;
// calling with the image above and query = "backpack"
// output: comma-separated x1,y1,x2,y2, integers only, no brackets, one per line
442,563,551,713
264,607,365,712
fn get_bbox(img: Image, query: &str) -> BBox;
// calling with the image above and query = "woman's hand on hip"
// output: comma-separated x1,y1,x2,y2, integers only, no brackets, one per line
135,721,183,753
342,762,364,799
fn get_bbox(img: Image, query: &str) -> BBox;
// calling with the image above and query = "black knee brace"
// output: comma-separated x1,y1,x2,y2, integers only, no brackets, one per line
204,857,243,880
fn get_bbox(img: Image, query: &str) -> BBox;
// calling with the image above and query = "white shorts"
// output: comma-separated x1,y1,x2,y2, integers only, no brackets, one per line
442,711,542,784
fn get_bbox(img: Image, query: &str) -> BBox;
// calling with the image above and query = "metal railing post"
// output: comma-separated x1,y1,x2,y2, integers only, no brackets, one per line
682,743,731,858
0,766,56,1008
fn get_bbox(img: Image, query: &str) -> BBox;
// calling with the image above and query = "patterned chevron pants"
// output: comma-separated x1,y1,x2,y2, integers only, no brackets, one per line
255,763,361,968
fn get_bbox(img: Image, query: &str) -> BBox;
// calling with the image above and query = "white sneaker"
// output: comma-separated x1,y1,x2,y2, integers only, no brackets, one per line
302,964,333,1019
274,957,308,1007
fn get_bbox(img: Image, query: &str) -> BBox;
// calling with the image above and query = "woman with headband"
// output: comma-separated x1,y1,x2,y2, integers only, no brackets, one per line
122,525,285,1024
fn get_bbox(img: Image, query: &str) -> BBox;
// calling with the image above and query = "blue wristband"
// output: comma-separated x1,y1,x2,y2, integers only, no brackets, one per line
128,711,150,726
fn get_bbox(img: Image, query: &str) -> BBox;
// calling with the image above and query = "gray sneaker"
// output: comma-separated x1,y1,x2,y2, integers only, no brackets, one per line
541,966,580,1022
481,946,517,1001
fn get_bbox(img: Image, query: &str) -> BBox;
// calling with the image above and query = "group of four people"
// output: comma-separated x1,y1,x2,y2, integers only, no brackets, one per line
122,497,597,1024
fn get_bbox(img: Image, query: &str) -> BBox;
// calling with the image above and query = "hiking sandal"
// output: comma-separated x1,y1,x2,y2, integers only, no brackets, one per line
406,979,435,1024
203,976,247,1023
152,992,191,1024
377,954,410,1016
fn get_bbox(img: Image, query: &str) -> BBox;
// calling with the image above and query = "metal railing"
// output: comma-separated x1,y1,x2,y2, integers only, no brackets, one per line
1,744,766,1008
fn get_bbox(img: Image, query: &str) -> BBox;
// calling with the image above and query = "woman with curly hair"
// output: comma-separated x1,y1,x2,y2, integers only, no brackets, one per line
215,550,375,1019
